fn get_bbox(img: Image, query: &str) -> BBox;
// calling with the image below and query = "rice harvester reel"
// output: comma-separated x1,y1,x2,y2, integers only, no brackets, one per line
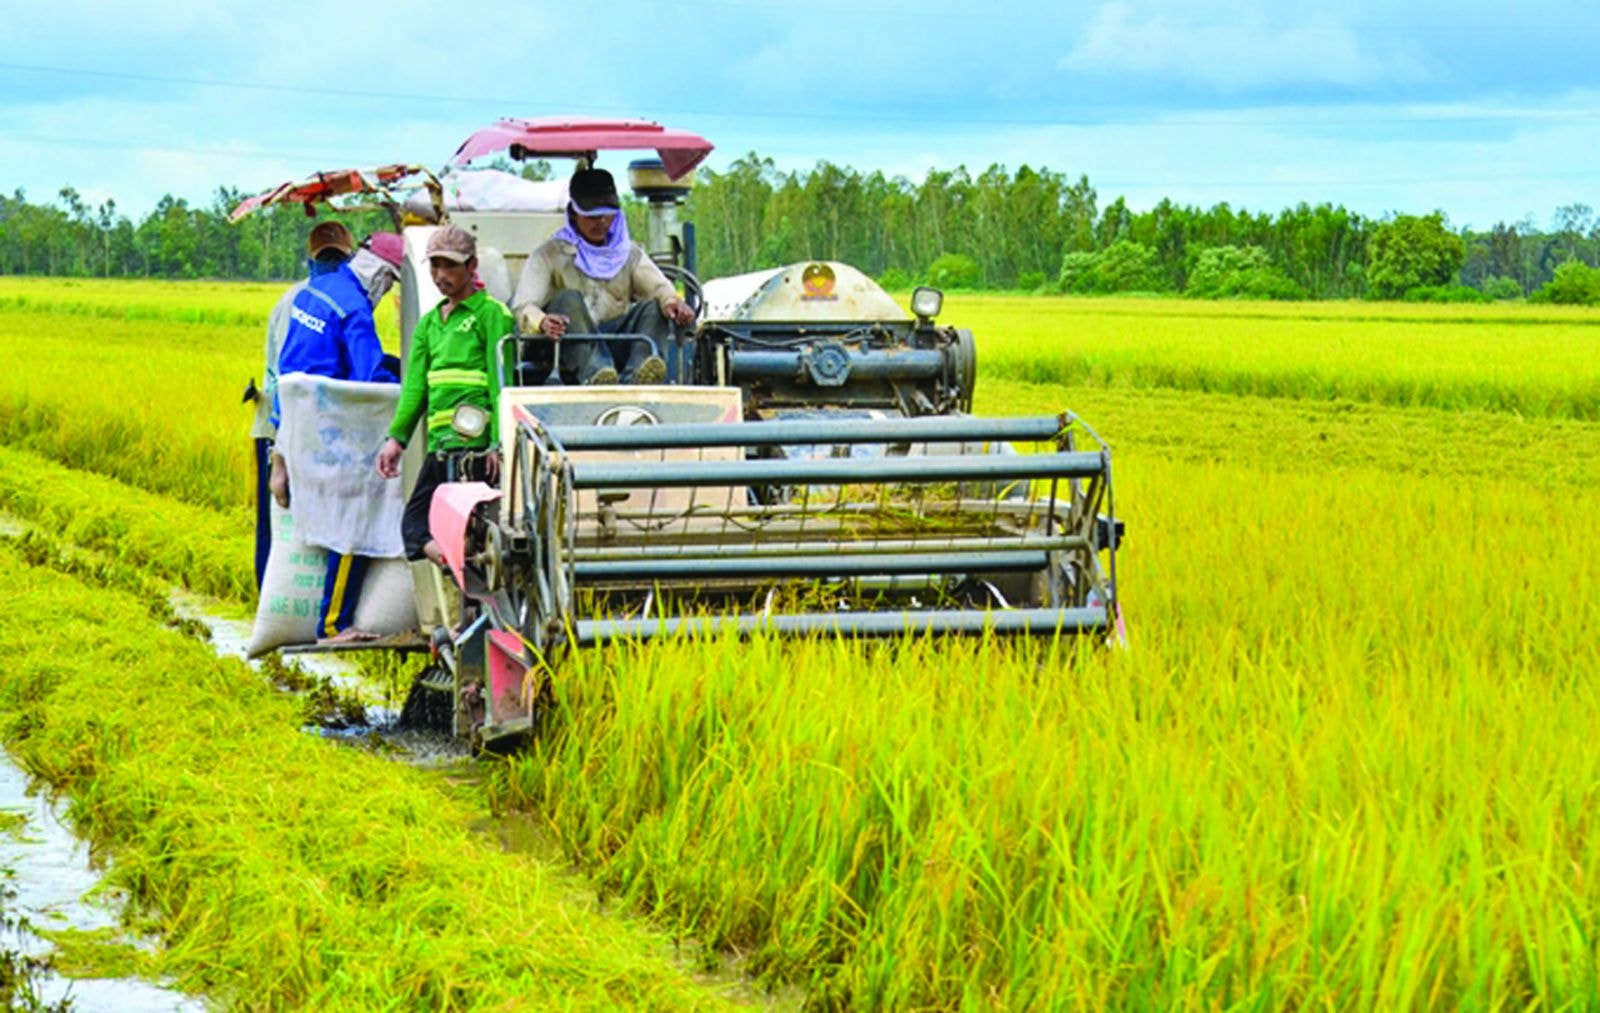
367,120,1125,751
438,264,1123,750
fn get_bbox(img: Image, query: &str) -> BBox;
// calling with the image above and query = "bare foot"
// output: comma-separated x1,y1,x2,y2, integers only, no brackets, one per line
319,627,379,645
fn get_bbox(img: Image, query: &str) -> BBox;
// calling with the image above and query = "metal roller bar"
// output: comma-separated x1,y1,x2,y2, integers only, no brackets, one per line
574,549,1049,582
573,606,1109,645
728,349,946,381
572,534,1088,562
570,451,1106,489
546,414,1068,451
597,498,1069,523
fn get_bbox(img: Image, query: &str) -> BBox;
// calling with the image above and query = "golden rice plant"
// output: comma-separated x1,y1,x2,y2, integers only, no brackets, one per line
3,278,1598,1006
492,454,1600,1006
960,294,1600,419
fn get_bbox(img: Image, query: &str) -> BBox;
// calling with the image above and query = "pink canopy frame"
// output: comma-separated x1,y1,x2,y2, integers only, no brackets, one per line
450,117,714,180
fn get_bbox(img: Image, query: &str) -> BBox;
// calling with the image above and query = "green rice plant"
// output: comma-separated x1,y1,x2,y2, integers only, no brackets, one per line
0,280,401,511
4,278,1599,1006
0,276,286,324
2,281,1593,518
0,540,741,1011
0,443,253,602
973,380,1600,490
0,276,404,340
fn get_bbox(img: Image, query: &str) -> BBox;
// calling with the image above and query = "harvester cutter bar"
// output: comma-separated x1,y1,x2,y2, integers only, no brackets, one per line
505,411,1119,646
574,605,1109,645
594,498,1065,523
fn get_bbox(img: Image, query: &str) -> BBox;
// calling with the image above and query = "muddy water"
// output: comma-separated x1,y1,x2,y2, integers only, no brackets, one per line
0,756,204,1011
168,592,469,764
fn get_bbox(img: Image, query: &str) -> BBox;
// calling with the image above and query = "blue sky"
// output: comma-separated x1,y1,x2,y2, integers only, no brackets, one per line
3,0,1597,231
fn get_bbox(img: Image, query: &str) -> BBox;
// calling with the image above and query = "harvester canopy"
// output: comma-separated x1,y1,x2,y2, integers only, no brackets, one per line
450,117,714,179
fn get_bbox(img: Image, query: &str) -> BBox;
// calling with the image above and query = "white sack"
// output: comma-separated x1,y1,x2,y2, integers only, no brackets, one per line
276,373,404,558
247,499,418,657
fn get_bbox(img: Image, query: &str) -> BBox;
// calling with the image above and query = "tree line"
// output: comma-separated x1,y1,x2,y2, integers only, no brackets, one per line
4,160,1600,302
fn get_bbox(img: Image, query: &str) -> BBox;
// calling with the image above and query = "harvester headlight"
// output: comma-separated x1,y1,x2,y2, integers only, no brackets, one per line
911,286,943,321
450,404,490,440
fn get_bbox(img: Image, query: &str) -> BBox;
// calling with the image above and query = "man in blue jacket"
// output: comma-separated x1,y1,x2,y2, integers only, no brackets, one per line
271,220,401,643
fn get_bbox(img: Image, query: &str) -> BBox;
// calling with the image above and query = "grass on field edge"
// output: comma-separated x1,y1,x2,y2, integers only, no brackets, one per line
0,534,746,1011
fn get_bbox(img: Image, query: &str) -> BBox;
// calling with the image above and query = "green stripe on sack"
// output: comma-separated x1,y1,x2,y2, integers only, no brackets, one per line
427,369,488,387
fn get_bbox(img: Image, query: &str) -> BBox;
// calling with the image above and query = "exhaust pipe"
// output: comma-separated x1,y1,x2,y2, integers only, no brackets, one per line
627,158,695,268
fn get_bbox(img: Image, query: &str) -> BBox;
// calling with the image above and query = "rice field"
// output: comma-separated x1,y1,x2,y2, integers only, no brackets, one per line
962,294,1600,419
1,278,1598,1008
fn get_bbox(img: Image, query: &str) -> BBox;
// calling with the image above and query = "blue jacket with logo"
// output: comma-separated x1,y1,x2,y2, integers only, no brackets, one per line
271,263,397,427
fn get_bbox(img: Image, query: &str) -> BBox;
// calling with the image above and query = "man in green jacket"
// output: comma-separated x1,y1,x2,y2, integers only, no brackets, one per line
375,225,513,566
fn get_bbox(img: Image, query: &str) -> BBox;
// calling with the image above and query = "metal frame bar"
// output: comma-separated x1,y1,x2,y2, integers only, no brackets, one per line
570,451,1106,489
548,414,1069,450
575,549,1049,581
572,533,1088,561
495,333,663,388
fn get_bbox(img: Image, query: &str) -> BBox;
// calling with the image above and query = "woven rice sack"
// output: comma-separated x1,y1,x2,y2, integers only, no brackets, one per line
247,499,417,658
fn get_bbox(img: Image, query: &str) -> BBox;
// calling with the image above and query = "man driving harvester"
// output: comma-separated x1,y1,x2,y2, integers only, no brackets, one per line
512,167,694,385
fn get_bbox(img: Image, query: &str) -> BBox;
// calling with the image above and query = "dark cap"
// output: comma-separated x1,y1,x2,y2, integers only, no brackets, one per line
307,220,355,258
570,168,621,211
425,224,476,263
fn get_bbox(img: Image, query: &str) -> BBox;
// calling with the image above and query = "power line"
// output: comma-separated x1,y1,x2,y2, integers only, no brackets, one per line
3,133,375,167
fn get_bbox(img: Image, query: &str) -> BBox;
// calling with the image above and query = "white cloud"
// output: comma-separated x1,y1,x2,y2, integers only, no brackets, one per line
1059,2,1430,91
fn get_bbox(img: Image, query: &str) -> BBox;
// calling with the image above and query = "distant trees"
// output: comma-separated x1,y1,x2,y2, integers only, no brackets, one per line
1059,241,1167,294
0,186,390,280
1530,260,1600,305
1184,246,1304,300
3,161,1599,305
1366,214,1466,299
926,253,981,289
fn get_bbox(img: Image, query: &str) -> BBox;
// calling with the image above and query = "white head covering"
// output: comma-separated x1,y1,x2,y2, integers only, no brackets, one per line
348,247,400,306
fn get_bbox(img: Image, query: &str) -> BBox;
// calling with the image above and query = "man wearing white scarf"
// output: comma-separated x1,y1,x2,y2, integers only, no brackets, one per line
511,168,694,384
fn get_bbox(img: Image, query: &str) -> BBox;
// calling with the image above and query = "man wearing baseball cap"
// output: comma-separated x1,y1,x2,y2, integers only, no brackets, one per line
511,167,693,385
377,224,515,567
265,220,404,643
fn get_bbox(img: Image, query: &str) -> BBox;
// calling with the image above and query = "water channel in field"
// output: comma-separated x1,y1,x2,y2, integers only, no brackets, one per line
0,755,205,1012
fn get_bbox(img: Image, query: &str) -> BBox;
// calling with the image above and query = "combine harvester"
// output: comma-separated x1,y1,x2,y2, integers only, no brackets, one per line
234,118,1124,751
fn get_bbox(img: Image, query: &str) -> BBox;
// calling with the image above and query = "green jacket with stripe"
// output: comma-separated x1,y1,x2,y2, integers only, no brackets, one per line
388,290,514,453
